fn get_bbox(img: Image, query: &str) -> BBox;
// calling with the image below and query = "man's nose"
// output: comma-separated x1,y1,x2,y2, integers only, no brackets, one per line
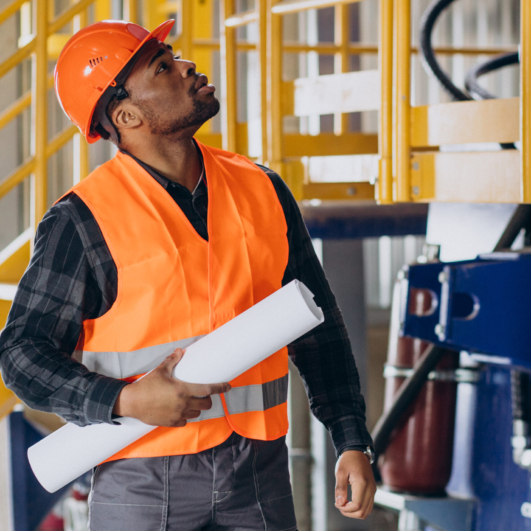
178,60,196,77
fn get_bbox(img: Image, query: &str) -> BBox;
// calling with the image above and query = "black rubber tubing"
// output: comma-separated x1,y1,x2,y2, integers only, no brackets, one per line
465,51,520,100
419,0,517,149
371,344,450,457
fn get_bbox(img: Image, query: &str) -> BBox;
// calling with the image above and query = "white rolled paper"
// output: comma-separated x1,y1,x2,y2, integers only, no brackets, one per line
28,280,324,493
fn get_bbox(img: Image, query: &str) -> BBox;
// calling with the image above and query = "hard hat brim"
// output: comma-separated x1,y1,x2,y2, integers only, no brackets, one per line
86,19,175,144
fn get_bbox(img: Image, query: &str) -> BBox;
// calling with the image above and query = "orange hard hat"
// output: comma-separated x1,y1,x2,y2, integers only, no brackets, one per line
55,19,175,144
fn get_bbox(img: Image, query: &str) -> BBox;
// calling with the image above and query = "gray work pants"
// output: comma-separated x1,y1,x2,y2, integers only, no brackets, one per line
88,432,297,531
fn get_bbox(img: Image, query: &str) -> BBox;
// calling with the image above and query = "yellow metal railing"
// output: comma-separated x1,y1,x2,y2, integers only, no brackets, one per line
393,0,525,204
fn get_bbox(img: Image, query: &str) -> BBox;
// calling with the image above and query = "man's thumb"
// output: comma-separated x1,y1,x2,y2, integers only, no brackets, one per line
163,348,186,373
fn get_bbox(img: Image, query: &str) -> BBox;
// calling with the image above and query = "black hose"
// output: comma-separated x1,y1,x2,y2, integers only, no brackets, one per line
371,344,450,457
419,0,469,102
419,0,518,149
465,52,520,100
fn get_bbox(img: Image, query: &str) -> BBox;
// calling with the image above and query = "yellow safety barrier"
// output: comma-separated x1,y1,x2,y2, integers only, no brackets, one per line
393,0,526,204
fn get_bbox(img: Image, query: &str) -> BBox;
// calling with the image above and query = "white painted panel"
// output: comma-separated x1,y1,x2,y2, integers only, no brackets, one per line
294,69,381,116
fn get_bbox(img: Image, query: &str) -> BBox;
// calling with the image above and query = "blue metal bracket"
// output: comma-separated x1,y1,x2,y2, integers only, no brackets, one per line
401,252,531,370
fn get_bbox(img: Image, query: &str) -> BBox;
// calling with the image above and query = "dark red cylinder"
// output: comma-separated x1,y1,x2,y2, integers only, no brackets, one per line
379,286,459,495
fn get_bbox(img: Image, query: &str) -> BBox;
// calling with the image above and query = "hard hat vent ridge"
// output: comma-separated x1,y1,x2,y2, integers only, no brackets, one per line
89,56,107,68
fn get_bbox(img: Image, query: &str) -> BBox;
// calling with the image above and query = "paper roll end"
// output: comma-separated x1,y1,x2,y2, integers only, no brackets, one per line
27,444,61,493
295,281,324,323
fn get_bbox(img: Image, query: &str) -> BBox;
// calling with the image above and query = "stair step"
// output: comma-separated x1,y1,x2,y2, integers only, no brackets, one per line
0,283,18,301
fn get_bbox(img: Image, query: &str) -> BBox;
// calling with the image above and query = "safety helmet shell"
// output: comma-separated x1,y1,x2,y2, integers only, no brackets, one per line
54,19,175,143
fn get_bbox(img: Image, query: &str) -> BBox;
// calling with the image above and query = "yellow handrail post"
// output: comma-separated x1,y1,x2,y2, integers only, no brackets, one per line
259,0,268,163
522,0,531,203
33,0,49,226
123,0,138,23
220,0,237,152
378,0,393,203
334,3,349,135
180,0,193,61
95,0,111,21
394,0,411,202
266,2,282,172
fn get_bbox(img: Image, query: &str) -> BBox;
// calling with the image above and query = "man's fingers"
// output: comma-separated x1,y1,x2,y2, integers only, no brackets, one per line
338,477,375,519
188,381,231,397
334,470,349,507
183,409,201,420
189,396,213,411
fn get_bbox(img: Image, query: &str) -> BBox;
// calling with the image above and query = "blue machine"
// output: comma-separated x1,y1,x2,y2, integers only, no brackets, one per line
396,252,531,530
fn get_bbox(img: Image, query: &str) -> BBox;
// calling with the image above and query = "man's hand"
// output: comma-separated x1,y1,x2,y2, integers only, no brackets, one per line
112,348,231,427
334,450,376,519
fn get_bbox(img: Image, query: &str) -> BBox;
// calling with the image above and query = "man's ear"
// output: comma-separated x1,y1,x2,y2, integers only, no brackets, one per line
112,102,143,131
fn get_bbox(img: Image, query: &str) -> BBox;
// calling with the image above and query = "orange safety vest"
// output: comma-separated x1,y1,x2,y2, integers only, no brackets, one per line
61,141,290,460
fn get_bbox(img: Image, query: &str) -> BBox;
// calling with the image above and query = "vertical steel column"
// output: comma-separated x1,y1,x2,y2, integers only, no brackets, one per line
220,0,237,152
378,0,394,203
259,0,268,163
266,2,282,171
394,0,411,202
123,0,138,23
33,0,49,226
522,0,531,203
95,0,111,21
180,0,193,62
334,3,349,135
73,10,89,184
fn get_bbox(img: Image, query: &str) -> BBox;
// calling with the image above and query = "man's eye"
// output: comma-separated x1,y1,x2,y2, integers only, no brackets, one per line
157,62,168,74
173,55,181,60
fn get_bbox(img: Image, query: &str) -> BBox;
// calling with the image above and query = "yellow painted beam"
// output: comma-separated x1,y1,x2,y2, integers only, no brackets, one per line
195,132,222,149
34,0,48,226
303,181,375,201
411,98,520,147
378,0,393,204
48,34,70,60
522,0,531,203
0,37,35,80
0,0,27,28
394,0,411,202
0,158,34,201
283,133,378,158
50,0,97,33
94,0,111,22
46,125,77,158
410,151,521,203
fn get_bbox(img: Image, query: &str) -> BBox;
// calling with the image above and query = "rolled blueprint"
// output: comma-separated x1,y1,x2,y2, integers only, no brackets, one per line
28,280,324,493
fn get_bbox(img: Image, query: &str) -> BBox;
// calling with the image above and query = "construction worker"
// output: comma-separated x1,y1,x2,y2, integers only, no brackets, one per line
0,20,376,530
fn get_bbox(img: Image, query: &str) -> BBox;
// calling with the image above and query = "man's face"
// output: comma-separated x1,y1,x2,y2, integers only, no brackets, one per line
121,39,220,136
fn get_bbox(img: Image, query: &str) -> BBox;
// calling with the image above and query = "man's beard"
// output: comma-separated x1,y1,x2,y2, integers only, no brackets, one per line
136,84,220,136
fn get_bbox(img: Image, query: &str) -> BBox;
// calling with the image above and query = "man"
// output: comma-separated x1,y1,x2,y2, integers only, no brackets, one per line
0,19,375,530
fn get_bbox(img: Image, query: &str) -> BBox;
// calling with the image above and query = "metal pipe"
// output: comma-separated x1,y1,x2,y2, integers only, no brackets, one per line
522,0,531,202
259,0,268,163
0,158,35,199
220,0,237,152
394,0,411,202
378,0,393,204
33,0,48,226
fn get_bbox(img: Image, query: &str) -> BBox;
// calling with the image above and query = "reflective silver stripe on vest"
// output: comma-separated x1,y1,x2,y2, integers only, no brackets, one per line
75,335,205,379
76,338,287,419
187,394,226,422
224,374,288,415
